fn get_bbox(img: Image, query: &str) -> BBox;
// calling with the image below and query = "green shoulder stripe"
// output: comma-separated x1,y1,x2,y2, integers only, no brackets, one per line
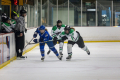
52,25,57,31
61,24,66,27
69,29,74,34
4,23,10,26
61,32,65,35
11,19,16,24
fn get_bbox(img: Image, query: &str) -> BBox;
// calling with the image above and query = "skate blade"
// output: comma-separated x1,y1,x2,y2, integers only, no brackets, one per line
59,58,62,61
58,57,62,60
66,59,71,61
16,58,25,60
16,58,21,60
87,53,90,55
41,60,44,62
47,53,50,55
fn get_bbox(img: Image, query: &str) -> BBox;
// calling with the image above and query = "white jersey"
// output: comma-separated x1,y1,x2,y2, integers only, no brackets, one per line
51,24,66,38
1,22,14,33
58,29,79,42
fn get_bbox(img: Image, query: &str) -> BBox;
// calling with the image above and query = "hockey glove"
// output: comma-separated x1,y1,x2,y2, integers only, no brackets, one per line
33,39,38,43
25,28,27,33
33,34,37,38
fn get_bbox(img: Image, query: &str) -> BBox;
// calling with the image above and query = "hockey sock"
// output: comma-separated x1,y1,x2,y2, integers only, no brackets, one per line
50,47,59,56
68,52,72,56
59,42,64,53
67,44,72,53
54,51,59,56
41,51,45,57
82,46,89,52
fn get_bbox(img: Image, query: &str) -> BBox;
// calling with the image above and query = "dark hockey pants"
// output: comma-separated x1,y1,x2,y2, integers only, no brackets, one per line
15,32,25,57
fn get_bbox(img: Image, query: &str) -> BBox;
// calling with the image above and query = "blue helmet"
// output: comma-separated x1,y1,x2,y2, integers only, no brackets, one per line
39,25,45,30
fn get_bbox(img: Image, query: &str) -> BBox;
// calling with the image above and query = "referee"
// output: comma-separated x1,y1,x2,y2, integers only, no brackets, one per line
15,9,27,59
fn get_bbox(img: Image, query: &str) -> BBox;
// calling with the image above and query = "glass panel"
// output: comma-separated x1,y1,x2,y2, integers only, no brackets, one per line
34,0,38,27
58,0,68,25
27,0,39,28
1,5,10,17
69,0,81,26
82,0,96,26
23,4,28,28
41,0,57,26
0,1,2,32
113,1,120,26
49,0,57,26
97,0,112,26
30,6,35,27
38,0,41,26
42,0,47,26
27,5,35,27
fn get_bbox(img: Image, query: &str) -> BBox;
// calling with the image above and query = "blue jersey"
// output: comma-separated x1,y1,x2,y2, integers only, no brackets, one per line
34,28,52,42
33,28,59,58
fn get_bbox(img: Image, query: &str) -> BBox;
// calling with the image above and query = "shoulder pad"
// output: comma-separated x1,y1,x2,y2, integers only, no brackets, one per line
61,31,65,35
52,25,57,31
69,29,74,34
61,24,66,27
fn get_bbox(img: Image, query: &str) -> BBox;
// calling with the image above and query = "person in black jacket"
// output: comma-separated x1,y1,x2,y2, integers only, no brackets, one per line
11,5,19,19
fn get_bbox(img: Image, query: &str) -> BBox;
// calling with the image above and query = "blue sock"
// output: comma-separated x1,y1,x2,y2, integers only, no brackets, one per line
56,53,59,56
54,51,59,56
41,53,45,57
41,51,45,57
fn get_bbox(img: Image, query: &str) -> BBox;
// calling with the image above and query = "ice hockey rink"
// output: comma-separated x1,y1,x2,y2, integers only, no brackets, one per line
0,42,120,80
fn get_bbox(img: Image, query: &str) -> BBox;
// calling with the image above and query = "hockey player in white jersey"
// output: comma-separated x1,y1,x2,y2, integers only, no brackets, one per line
47,20,67,56
58,25,90,60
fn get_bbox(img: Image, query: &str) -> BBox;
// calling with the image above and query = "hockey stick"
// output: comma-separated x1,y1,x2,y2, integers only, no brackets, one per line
26,40,53,45
21,38,34,53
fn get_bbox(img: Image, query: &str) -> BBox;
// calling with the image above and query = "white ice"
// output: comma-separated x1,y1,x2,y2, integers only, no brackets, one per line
0,42,120,80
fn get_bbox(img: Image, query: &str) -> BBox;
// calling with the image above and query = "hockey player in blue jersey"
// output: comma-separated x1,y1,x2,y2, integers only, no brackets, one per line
33,25,62,61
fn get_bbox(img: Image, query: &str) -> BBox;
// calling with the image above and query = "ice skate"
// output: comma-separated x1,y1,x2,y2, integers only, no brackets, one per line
86,49,90,55
20,56,25,58
41,57,45,61
66,55,72,60
59,52,63,57
17,56,26,60
57,55,62,60
87,50,90,55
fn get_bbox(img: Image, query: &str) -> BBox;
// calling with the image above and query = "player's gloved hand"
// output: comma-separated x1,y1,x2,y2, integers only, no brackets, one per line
33,34,37,38
25,28,27,33
54,37,58,41
33,39,38,43
39,39,44,43
56,32,61,35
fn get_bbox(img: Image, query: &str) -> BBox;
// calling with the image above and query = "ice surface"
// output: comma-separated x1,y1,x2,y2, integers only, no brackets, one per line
0,42,120,80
